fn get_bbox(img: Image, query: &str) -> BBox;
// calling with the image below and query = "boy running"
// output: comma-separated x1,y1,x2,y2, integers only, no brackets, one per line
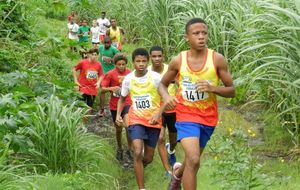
149,46,178,177
90,20,100,47
106,18,125,51
67,17,79,52
96,11,110,43
116,48,163,190
98,36,119,116
77,20,90,49
73,48,103,109
159,18,235,190
101,53,132,161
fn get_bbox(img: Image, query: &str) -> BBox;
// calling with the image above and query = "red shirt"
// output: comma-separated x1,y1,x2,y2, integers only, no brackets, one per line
101,68,131,110
75,59,103,96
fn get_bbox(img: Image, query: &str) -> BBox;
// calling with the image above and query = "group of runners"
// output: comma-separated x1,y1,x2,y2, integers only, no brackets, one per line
67,11,125,52
71,11,236,190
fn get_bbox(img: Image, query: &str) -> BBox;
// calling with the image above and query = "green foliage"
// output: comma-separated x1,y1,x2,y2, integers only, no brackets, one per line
44,0,68,20
26,95,86,173
0,0,30,41
69,0,103,21
210,129,274,189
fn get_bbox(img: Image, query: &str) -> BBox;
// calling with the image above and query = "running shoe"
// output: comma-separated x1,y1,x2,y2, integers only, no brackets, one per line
166,143,176,166
167,162,182,190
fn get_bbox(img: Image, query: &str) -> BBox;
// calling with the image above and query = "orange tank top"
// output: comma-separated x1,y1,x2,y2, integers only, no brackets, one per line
175,48,219,126
128,71,162,129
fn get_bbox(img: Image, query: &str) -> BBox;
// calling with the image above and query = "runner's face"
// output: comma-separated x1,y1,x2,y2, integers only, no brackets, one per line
90,53,98,61
185,23,208,51
101,13,105,19
104,40,111,48
82,21,87,26
150,51,164,67
133,55,148,72
111,20,117,27
115,60,127,73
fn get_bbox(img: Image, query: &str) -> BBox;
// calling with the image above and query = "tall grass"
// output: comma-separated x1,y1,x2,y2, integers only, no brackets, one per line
28,95,98,173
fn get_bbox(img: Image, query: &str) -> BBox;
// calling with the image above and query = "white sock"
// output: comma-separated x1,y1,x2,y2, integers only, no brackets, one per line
167,145,175,154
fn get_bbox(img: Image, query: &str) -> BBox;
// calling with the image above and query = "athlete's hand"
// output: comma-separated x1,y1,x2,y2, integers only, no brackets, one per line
115,115,123,126
111,86,120,93
196,80,214,93
103,56,112,63
164,95,178,111
95,82,100,89
149,113,160,125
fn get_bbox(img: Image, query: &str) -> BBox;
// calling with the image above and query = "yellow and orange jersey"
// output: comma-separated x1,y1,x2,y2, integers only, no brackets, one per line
175,48,219,126
122,70,162,128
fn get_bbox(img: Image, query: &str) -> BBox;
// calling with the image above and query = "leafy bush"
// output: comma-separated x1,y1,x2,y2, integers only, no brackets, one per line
26,95,89,173
210,129,274,189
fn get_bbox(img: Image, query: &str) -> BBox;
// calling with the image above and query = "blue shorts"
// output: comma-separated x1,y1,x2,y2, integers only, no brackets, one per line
176,122,215,148
128,124,160,148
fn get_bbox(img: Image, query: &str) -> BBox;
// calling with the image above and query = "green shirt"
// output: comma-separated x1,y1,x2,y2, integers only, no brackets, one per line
78,26,90,42
99,45,119,74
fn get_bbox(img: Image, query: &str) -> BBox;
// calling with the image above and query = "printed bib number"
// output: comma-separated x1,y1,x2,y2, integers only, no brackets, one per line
84,32,89,36
86,70,97,79
133,94,152,110
182,82,208,102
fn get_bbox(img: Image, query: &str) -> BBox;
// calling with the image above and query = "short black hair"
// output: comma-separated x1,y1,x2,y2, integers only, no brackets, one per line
104,36,111,43
132,48,149,61
114,53,128,64
185,18,207,33
149,45,164,54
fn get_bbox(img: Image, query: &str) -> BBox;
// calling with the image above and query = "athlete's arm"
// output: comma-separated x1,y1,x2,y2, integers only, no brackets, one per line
197,53,235,97
72,67,80,86
120,28,126,43
101,86,120,93
95,75,102,89
116,96,125,126
158,56,180,110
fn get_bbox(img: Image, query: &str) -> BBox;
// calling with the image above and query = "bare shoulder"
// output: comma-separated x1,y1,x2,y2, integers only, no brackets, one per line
168,54,181,72
213,51,227,68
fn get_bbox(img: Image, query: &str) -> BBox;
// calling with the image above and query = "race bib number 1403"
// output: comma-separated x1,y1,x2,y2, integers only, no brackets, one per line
133,94,152,110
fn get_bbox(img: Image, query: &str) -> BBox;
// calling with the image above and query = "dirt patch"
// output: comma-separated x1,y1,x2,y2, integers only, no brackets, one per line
86,108,134,171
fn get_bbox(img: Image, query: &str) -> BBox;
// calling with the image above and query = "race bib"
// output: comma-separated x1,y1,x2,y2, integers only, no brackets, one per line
133,94,152,110
84,32,88,36
182,81,208,102
86,70,97,79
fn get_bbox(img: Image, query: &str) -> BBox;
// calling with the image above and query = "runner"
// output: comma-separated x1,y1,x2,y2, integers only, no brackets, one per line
90,20,100,47
67,10,76,22
67,17,79,52
158,18,235,190
101,53,132,161
98,36,119,116
106,18,125,51
116,48,164,190
77,19,90,49
96,11,110,43
73,48,103,110
148,46,178,178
